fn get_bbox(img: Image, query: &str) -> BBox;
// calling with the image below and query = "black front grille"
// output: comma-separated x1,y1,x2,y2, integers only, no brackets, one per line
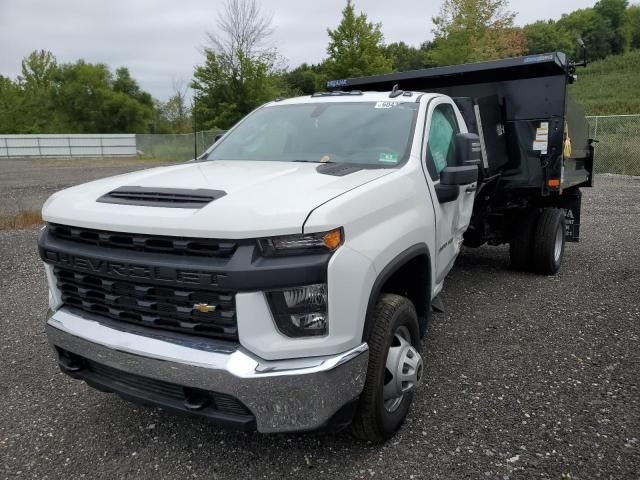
55,267,238,341
90,360,184,400
49,223,237,258
84,360,252,417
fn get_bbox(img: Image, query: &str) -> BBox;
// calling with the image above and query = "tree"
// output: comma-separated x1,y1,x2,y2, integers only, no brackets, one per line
583,14,618,60
19,50,57,90
628,5,640,49
16,50,57,132
557,9,601,59
524,20,575,55
429,0,526,65
594,0,629,54
557,2,631,61
50,59,154,133
192,0,284,129
384,42,430,71
475,26,528,60
284,63,327,95
0,76,22,133
324,0,392,79
113,67,154,108
161,80,191,133
206,0,274,67
1,50,167,134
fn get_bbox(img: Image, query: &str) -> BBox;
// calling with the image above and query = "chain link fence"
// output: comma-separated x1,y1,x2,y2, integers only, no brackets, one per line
587,114,640,176
136,130,223,161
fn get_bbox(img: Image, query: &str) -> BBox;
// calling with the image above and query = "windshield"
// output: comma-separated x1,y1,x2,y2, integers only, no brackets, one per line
205,101,418,167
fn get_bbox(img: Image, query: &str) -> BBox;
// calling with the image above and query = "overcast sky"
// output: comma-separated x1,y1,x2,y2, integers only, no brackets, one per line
0,0,596,100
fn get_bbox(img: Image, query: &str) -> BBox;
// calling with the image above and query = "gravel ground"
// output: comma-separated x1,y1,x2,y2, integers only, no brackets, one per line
0,176,638,479
0,158,174,217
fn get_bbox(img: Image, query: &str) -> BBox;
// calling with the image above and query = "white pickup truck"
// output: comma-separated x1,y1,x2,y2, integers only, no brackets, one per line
39,54,593,441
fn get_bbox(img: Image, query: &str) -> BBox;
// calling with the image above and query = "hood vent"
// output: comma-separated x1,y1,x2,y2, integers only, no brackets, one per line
97,186,226,208
316,163,364,177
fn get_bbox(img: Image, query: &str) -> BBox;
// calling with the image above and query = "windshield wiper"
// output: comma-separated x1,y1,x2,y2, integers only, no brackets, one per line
291,159,334,164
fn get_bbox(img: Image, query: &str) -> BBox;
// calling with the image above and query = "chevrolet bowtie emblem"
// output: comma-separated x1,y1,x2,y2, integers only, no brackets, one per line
193,303,216,313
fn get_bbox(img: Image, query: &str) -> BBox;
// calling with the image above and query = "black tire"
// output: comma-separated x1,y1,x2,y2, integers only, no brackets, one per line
532,208,566,275
509,209,539,271
350,294,420,442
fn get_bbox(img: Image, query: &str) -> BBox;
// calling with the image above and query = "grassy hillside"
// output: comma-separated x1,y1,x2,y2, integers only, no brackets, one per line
569,50,640,115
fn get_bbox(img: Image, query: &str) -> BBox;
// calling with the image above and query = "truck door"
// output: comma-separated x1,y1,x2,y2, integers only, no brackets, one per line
422,99,477,286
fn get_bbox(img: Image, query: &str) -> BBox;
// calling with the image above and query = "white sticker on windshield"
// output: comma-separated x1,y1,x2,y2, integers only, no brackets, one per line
375,101,399,109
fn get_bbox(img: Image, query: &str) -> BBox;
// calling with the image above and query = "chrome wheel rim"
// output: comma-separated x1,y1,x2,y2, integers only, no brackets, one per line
383,326,423,413
554,226,563,263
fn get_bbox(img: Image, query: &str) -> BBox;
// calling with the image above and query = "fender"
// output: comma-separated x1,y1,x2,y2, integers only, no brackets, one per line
362,244,432,342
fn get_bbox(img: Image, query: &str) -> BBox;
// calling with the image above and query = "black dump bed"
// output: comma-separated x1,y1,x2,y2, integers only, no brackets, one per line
327,52,593,195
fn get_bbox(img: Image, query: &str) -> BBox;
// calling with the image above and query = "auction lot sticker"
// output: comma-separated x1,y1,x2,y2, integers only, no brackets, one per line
379,152,399,163
533,121,549,154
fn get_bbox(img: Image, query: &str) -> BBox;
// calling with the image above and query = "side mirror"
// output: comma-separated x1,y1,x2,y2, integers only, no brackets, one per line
440,165,478,186
435,165,478,203
455,133,482,167
214,131,227,143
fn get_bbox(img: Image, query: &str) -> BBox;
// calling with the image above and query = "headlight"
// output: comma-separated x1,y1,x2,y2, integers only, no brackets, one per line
266,283,328,337
257,228,343,256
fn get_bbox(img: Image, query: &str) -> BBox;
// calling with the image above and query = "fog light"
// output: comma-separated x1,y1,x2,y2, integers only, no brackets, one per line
266,284,328,337
291,312,327,330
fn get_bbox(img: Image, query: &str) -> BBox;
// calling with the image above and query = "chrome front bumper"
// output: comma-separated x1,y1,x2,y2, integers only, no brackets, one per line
46,308,368,433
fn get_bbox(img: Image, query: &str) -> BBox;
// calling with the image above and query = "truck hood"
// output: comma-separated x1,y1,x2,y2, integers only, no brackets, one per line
43,160,393,238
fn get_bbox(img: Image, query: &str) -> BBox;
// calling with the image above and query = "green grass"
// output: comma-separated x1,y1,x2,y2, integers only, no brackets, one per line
567,51,640,175
570,50,640,115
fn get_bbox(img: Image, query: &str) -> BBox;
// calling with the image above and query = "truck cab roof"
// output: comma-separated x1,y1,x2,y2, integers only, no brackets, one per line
268,91,439,107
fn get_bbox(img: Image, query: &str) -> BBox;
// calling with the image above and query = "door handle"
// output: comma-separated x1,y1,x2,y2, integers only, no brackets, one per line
465,185,477,193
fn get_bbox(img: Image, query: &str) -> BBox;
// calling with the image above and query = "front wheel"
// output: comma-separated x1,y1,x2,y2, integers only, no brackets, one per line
350,294,423,442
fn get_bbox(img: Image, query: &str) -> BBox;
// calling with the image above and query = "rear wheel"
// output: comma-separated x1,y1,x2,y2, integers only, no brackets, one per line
532,208,566,275
350,294,423,442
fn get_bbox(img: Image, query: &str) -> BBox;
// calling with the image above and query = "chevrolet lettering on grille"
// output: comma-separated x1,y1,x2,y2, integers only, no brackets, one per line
43,250,222,286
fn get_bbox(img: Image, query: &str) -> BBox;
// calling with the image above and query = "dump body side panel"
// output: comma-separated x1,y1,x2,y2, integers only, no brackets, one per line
563,94,593,188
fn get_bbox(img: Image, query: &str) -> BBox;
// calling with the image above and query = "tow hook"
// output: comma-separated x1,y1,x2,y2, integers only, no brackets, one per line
183,388,211,410
58,350,85,373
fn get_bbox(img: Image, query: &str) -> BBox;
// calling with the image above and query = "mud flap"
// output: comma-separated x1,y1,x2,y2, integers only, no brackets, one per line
564,189,581,243
431,295,445,313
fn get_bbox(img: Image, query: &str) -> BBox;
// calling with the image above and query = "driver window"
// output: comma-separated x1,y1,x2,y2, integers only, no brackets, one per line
426,103,459,180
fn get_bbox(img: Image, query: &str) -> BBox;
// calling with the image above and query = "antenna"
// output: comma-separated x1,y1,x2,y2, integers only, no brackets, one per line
389,84,404,98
